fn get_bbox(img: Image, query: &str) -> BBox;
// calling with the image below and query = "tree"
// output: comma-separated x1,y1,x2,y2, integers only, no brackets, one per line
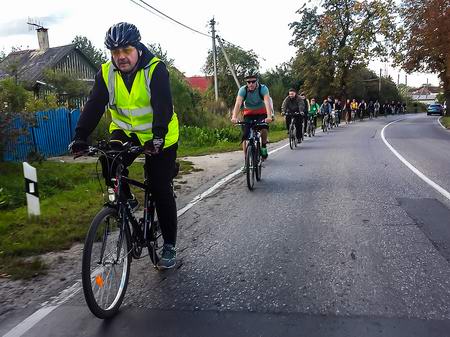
72,36,108,69
291,49,334,100
289,0,398,98
261,62,299,112
144,43,205,125
398,0,450,115
203,41,260,107
42,69,90,108
0,77,60,159
147,43,175,67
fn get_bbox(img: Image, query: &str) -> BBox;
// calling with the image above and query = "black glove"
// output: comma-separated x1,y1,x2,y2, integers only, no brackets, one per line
144,137,165,155
68,139,88,154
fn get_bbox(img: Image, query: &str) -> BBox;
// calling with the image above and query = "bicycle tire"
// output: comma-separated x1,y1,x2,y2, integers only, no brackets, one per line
255,141,262,181
246,144,255,190
289,123,295,150
147,200,162,266
82,206,131,319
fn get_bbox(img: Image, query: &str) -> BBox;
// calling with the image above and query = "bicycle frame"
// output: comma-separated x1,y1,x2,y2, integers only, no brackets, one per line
90,143,160,262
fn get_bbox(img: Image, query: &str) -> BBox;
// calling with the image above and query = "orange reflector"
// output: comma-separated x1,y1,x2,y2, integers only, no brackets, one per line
95,275,104,288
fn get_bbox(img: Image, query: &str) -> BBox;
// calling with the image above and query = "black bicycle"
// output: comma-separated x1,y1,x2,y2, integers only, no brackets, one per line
78,141,176,319
307,115,316,137
236,121,266,190
285,112,303,150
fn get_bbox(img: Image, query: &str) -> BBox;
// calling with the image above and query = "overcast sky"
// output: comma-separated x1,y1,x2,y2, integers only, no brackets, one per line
0,0,440,88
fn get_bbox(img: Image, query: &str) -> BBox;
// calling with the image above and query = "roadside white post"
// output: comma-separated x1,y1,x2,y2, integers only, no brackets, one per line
23,162,40,219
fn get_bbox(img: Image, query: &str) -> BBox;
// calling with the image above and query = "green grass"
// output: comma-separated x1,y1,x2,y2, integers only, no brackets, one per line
178,119,288,157
0,159,197,279
441,116,450,129
0,117,289,278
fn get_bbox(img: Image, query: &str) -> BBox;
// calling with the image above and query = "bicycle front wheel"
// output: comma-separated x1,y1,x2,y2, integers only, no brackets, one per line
82,207,131,319
255,141,262,181
246,144,255,190
289,124,295,150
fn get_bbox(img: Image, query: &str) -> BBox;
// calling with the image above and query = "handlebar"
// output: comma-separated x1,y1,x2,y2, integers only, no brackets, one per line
234,121,268,127
283,112,304,117
73,141,144,159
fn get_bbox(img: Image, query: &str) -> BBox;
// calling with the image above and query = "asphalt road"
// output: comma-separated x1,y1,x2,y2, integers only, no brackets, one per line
3,113,450,337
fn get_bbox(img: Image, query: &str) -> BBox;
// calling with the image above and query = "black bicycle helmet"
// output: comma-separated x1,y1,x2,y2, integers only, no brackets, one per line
104,22,141,49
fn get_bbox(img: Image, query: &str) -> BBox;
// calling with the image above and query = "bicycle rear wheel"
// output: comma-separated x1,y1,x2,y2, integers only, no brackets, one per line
82,207,131,319
246,144,255,190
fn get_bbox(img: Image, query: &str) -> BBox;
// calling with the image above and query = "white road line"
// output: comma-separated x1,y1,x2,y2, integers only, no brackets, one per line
381,118,450,201
3,139,295,337
177,141,291,217
2,282,81,337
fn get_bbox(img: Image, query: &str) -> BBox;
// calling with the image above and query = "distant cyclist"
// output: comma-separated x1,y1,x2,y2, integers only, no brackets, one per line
299,92,309,136
231,71,273,160
358,99,367,121
374,100,380,118
368,100,374,119
281,88,305,142
320,99,331,130
343,99,352,124
333,98,342,126
308,98,320,135
350,99,358,123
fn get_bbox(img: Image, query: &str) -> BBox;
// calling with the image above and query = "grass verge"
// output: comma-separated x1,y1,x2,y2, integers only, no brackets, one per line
0,118,289,279
441,116,450,129
0,159,196,279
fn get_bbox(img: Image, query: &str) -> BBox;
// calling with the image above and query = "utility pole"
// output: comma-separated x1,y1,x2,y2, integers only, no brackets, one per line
209,18,219,101
397,73,400,86
216,36,241,89
379,68,382,94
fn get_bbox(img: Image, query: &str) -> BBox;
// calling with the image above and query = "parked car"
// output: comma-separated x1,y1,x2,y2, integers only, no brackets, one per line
427,103,444,116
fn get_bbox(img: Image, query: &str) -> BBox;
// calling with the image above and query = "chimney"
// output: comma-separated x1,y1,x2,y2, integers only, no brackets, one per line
37,27,49,51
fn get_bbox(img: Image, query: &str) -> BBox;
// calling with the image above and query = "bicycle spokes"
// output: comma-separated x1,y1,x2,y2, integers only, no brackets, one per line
82,208,130,318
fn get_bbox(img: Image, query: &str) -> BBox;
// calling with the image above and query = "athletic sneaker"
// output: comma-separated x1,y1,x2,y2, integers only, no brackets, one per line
157,244,176,270
260,147,268,159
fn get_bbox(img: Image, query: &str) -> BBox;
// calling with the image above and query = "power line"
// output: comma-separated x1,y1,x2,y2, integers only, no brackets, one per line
129,0,167,21
130,0,211,38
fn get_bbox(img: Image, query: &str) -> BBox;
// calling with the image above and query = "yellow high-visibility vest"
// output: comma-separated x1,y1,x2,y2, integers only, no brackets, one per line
101,56,179,147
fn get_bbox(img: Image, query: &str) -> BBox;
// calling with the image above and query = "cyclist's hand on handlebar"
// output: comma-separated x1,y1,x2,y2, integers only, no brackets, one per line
144,137,164,155
265,117,272,123
231,116,239,124
68,139,88,156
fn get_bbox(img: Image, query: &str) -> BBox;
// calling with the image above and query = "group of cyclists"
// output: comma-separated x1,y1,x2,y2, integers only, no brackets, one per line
231,72,409,160
67,21,409,271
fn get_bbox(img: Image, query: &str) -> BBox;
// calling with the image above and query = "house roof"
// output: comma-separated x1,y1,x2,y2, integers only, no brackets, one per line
0,44,96,84
408,85,442,95
186,76,211,92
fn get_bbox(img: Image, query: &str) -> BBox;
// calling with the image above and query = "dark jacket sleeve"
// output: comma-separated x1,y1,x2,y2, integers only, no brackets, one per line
297,97,305,113
150,62,173,139
74,70,109,141
281,97,288,114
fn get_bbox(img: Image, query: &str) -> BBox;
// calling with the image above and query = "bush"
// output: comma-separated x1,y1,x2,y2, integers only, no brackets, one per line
179,126,241,147
90,112,112,143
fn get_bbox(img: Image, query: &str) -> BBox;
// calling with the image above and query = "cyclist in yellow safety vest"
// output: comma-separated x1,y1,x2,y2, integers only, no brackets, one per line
69,22,179,270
